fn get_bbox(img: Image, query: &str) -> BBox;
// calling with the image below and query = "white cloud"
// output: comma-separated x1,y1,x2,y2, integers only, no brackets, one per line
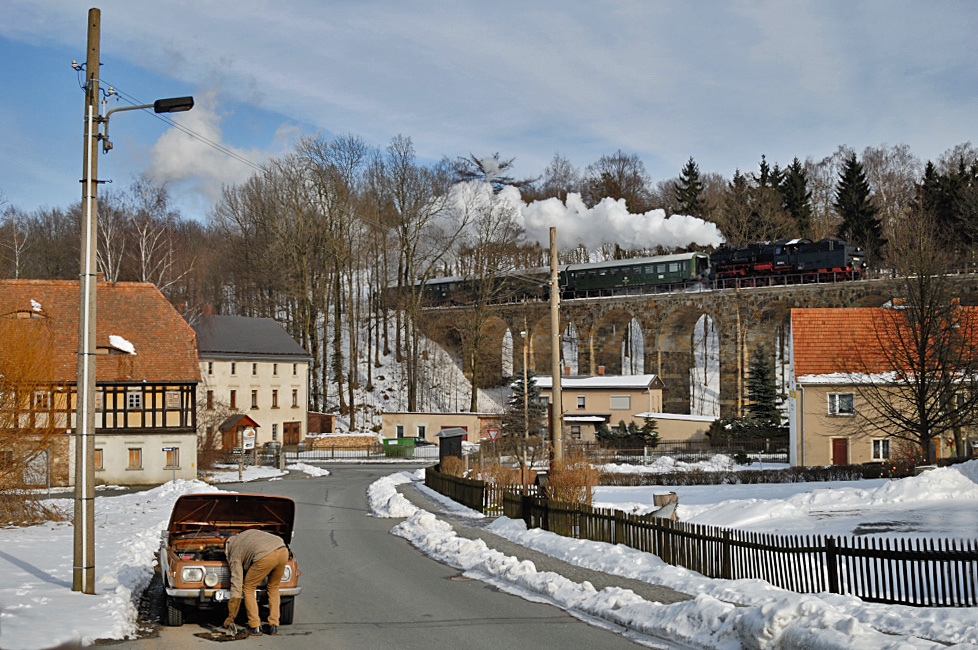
146,90,268,205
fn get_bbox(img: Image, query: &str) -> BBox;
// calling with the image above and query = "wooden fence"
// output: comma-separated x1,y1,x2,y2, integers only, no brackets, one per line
424,467,978,607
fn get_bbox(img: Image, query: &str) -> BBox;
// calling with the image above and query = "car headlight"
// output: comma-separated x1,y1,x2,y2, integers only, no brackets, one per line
204,572,220,587
181,567,204,583
280,565,292,582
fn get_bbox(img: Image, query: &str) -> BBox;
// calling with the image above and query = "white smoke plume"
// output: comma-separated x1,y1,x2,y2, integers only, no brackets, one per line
497,186,724,252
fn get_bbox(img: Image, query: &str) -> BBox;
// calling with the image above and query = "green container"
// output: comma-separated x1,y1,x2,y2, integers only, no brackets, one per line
383,437,415,458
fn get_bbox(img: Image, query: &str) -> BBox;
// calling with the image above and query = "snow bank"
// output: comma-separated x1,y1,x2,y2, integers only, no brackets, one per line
0,479,221,650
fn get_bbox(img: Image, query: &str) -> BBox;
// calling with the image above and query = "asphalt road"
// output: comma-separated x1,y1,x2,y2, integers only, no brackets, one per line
115,465,661,649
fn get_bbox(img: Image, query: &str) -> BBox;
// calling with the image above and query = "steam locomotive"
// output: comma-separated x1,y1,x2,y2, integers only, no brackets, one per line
411,238,866,305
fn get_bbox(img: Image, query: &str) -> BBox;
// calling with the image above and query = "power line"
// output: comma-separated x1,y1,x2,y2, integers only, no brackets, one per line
100,81,266,174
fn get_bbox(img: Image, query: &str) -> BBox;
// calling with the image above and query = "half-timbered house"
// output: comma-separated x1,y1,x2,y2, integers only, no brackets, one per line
0,279,199,486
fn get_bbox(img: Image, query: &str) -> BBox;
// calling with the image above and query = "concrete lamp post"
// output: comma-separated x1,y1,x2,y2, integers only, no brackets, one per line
73,6,193,595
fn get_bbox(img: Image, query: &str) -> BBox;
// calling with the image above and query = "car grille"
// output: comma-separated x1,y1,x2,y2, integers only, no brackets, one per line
206,567,230,584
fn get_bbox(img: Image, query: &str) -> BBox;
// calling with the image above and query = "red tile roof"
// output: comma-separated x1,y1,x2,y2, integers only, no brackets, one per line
0,279,200,383
791,306,978,378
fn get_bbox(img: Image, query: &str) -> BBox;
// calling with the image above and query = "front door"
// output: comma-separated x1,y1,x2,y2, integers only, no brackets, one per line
283,421,301,445
831,438,849,465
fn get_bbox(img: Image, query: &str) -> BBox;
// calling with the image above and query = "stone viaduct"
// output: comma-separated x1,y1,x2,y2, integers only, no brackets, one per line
420,277,978,419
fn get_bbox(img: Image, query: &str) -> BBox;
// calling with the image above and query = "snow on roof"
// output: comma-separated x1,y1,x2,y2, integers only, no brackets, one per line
30,298,41,312
797,371,902,385
535,374,659,389
563,415,608,423
634,412,716,422
109,334,136,355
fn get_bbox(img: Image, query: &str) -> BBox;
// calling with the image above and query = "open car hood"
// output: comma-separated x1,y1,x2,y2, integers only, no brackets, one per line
167,493,296,542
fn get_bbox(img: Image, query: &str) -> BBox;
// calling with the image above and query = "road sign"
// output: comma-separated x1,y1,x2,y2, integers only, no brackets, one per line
488,429,499,441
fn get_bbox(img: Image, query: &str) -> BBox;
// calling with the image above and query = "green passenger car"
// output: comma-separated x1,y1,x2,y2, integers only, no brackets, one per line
561,252,710,298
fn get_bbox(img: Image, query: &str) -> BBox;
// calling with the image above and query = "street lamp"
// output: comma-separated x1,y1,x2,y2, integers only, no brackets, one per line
73,8,193,594
100,95,194,152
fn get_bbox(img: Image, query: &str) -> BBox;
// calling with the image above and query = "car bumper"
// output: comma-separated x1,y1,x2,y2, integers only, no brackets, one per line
166,586,301,602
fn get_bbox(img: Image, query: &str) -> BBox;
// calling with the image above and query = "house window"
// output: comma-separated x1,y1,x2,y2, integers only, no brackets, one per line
396,425,404,438
609,395,631,410
571,425,581,440
127,448,142,469
230,390,237,410
206,390,214,410
33,391,51,410
292,389,299,407
272,423,278,440
417,425,426,439
272,390,279,408
94,390,104,412
828,393,854,415
207,361,213,375
126,391,142,411
94,448,103,471
872,439,890,461
293,363,297,376
577,396,586,409
165,391,180,409
231,362,236,375
273,363,278,376
164,448,179,469
252,363,258,376
251,390,258,409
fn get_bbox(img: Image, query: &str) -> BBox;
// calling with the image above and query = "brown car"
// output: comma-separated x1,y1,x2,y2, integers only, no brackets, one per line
159,493,301,627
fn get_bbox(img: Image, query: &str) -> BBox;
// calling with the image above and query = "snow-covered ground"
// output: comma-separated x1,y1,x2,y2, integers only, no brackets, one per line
376,463,978,650
3,461,978,649
0,464,327,650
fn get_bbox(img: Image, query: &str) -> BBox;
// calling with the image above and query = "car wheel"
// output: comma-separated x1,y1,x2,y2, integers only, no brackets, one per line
279,597,295,625
164,597,184,627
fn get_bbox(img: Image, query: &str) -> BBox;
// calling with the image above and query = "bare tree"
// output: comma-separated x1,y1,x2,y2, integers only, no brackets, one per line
846,214,978,462
860,144,921,248
0,206,30,279
448,183,527,410
375,135,467,410
0,315,66,523
581,150,653,213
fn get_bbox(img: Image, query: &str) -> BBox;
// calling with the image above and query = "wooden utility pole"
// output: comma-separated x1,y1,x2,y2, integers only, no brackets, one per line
74,6,100,594
549,227,563,463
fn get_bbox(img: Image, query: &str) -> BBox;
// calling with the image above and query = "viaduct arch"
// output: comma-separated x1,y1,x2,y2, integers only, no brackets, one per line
420,277,978,419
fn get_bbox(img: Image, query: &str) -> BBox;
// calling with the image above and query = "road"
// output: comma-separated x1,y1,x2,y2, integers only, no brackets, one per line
118,465,661,649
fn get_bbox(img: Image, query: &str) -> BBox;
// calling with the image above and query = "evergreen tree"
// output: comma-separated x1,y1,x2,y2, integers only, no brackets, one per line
834,152,886,262
502,371,547,438
736,344,785,439
595,417,659,447
780,157,813,237
674,157,705,218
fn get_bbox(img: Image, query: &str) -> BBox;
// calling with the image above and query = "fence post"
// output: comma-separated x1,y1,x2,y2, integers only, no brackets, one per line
722,529,732,579
826,536,840,594
521,495,533,528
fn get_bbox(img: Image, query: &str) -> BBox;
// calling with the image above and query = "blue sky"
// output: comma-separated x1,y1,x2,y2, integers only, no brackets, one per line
2,1,978,222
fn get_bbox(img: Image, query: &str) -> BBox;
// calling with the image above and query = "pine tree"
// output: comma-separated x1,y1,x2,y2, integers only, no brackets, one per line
834,152,886,262
780,157,813,237
744,344,783,436
502,372,547,438
674,157,705,218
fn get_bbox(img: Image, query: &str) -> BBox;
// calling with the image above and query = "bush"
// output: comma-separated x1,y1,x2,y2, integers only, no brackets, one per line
472,461,520,486
440,455,466,478
600,464,866,486
547,453,599,504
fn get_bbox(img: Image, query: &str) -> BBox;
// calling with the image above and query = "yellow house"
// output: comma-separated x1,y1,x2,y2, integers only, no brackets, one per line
381,411,503,443
535,374,665,443
788,308,977,466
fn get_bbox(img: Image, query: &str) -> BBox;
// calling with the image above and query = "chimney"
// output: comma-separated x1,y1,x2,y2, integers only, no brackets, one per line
597,365,605,375
203,303,213,315
563,365,570,376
